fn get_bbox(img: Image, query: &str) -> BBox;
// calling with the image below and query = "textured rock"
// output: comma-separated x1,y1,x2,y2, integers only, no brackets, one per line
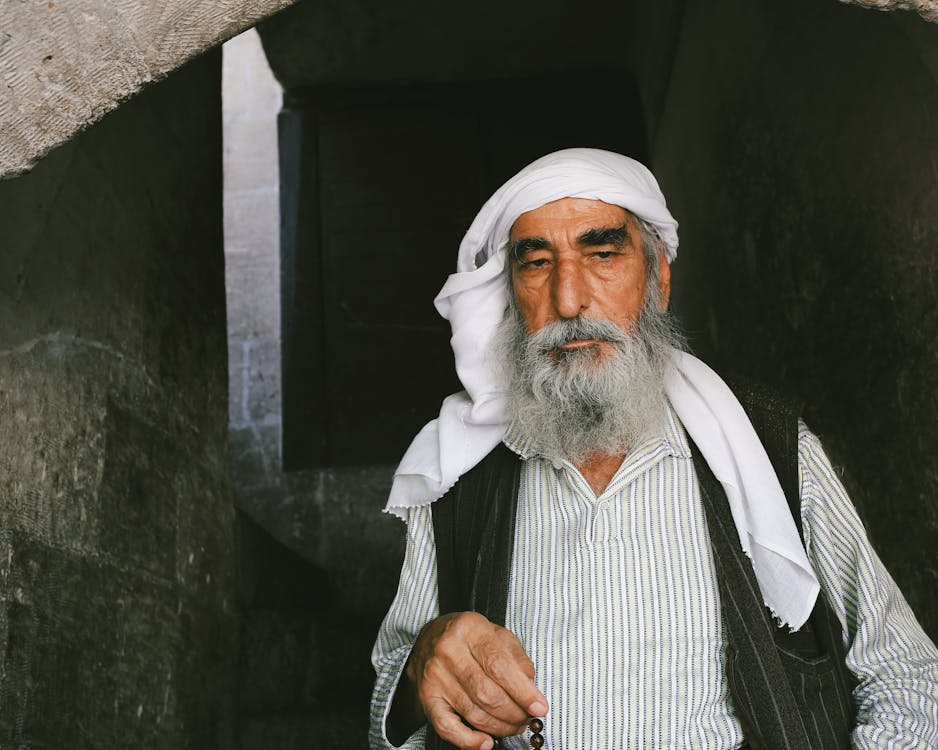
235,502,388,749
839,0,938,23
0,51,237,746
257,0,686,139
655,0,938,640
0,0,298,178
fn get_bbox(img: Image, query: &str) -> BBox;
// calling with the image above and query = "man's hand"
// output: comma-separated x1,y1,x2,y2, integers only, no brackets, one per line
395,611,549,750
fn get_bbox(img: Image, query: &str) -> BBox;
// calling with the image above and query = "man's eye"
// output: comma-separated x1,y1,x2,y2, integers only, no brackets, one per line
519,257,550,268
593,251,617,259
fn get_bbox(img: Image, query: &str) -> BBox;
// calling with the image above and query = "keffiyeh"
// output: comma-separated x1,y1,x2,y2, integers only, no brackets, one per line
384,148,819,629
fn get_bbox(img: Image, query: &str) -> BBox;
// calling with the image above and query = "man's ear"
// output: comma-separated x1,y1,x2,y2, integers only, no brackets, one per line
656,251,672,310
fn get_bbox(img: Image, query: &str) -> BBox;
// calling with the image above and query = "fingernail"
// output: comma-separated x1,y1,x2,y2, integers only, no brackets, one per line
529,700,547,716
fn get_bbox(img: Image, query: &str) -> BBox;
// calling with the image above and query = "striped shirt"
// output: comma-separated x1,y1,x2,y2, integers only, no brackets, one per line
370,409,938,749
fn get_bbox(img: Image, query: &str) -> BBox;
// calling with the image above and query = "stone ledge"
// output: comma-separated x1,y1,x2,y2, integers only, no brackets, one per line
0,0,298,179
839,0,938,23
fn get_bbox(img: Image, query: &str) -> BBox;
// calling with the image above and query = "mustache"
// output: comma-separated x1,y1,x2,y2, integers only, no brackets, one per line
527,316,631,354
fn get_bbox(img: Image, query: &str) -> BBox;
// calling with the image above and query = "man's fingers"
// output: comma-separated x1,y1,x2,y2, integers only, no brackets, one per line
410,612,548,745
420,612,546,721
470,631,549,717
429,705,491,750
424,669,528,738
455,673,530,733
425,695,502,750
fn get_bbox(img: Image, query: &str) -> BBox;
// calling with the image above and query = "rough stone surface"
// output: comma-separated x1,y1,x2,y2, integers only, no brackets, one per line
259,0,630,86
0,50,238,746
0,0,298,179
839,0,938,23
223,28,282,465
655,0,938,640
221,40,398,739
233,470,401,749
258,0,686,142
224,189,280,256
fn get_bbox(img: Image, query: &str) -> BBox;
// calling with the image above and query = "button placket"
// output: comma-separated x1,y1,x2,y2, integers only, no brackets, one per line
593,492,614,543
555,465,597,543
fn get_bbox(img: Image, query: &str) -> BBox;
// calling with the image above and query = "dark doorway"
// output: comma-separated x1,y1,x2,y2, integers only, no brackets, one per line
280,71,648,468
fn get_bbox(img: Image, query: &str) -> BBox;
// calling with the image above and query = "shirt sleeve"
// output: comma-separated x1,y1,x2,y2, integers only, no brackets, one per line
798,422,938,748
369,505,441,750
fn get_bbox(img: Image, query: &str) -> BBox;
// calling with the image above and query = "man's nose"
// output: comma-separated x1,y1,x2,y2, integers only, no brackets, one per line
551,259,590,319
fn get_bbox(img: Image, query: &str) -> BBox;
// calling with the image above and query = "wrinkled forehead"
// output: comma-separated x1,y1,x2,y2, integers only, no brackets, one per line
459,148,679,272
506,197,636,243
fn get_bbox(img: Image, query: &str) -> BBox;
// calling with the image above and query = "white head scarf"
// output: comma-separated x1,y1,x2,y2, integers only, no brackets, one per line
385,148,819,629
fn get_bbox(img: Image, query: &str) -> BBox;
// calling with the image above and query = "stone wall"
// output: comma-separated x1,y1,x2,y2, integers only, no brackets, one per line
0,0,299,178
224,29,283,495
654,0,938,639
0,51,238,747
221,31,403,745
839,0,938,22
257,0,684,141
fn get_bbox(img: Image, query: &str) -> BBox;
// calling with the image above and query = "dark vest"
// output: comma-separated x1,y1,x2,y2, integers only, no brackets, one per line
429,381,857,750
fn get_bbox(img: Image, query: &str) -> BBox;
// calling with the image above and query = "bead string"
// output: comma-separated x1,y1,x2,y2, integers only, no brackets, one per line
528,718,544,748
492,717,544,749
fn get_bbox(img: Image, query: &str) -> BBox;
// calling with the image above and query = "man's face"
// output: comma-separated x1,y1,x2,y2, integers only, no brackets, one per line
508,198,671,361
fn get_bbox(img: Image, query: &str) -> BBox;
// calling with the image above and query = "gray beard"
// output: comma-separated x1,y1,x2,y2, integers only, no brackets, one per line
496,301,684,464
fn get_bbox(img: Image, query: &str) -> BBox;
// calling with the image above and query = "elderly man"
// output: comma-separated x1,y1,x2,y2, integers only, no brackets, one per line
369,149,938,750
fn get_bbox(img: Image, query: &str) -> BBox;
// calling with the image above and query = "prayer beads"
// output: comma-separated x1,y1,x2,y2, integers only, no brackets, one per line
492,717,545,749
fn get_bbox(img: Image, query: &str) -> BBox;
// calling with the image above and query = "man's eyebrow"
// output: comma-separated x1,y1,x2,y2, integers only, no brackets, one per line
578,223,632,248
507,236,551,260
